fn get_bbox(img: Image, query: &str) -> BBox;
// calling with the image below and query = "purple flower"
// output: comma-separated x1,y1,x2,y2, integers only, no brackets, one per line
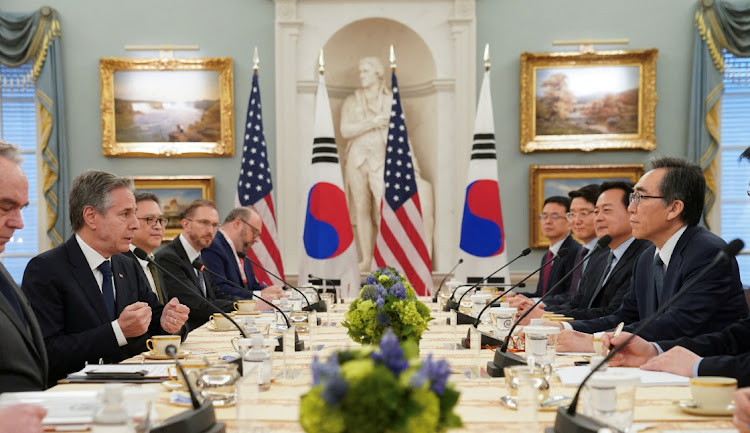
389,281,406,300
365,274,376,285
376,296,385,309
311,354,348,405
371,328,408,376
409,354,451,395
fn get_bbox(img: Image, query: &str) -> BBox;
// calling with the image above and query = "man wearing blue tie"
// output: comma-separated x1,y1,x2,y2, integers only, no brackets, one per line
22,170,190,386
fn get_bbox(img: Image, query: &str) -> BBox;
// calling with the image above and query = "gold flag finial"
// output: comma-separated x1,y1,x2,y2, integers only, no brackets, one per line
389,45,396,71
483,44,491,71
253,46,259,72
318,49,325,74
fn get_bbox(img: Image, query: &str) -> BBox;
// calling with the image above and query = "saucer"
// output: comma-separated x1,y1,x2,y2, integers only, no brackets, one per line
161,380,184,391
500,395,569,411
141,350,190,360
673,400,734,416
207,325,237,332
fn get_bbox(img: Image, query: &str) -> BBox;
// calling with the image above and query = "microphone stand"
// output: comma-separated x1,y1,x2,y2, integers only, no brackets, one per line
488,235,611,377
433,258,463,302
239,252,327,313
444,248,531,312
447,283,526,325
150,345,225,433
549,239,744,433
193,260,303,352
308,273,341,304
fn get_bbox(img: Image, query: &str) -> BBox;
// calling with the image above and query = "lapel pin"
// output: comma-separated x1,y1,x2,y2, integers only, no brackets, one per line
118,273,124,278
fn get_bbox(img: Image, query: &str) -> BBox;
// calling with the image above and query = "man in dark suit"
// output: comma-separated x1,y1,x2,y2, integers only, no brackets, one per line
202,207,284,306
0,141,47,395
22,170,190,386
604,147,750,386
122,191,169,304
531,196,581,297
155,199,235,330
519,182,652,324
555,157,747,352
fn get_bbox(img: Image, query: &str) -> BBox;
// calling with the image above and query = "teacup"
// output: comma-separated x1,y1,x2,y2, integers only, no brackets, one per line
146,335,181,355
210,313,236,329
690,376,736,411
592,332,604,356
168,360,207,388
234,300,256,313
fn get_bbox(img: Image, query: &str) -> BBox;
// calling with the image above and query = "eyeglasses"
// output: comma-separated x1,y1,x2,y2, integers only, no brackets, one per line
239,218,261,238
538,213,564,221
186,219,220,230
566,210,594,221
628,192,665,206
137,216,169,227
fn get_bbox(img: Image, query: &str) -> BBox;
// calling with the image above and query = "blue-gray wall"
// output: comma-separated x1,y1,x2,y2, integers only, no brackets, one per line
3,0,697,273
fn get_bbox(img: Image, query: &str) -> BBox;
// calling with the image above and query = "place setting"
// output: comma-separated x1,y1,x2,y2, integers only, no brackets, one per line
673,376,736,417
141,335,190,360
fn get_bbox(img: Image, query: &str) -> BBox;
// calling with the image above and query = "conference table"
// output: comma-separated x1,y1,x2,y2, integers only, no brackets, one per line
48,299,737,432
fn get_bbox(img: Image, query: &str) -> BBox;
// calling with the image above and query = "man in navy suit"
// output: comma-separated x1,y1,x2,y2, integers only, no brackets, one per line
201,207,284,307
22,171,190,385
604,148,750,389
556,156,747,352
531,196,581,297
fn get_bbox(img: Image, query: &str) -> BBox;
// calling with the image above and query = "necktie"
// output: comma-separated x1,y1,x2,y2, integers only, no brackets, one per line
541,250,554,295
0,272,28,326
98,260,116,320
653,254,665,306
197,268,207,297
568,247,589,295
147,260,165,304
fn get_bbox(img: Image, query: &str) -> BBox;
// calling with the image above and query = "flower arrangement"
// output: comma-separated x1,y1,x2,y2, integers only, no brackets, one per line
342,267,432,352
299,329,462,433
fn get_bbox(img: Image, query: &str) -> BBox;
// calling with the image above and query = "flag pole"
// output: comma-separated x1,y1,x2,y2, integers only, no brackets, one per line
483,43,491,72
318,49,325,75
389,44,396,72
253,46,259,72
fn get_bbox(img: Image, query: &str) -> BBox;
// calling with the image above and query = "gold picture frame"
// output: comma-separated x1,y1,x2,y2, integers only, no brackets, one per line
101,57,234,157
520,49,658,153
132,176,215,241
529,164,645,249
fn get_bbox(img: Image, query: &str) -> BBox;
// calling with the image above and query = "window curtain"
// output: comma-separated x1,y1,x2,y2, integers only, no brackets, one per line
689,0,750,228
0,6,69,246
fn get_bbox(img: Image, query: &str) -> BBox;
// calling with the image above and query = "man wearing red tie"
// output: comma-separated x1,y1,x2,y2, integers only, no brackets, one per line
531,196,581,298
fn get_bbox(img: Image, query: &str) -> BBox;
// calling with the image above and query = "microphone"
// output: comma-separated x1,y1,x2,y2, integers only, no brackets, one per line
487,236,611,377
433,258,463,302
458,249,568,349
238,252,327,313
551,238,744,433
150,344,225,433
307,273,340,303
132,247,248,339
192,259,303,352
445,283,526,326
444,248,532,311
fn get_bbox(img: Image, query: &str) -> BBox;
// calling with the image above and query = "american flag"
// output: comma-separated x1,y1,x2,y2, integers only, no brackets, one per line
373,72,433,295
236,70,285,286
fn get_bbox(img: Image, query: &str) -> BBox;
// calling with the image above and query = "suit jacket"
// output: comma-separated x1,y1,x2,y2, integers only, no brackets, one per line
544,246,607,309
554,239,651,321
0,263,47,394
201,231,261,298
22,236,179,386
155,237,234,330
571,226,748,340
657,316,750,386
532,235,581,297
121,250,169,304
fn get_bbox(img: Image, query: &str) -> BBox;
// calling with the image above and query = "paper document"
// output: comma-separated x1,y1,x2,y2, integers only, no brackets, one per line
555,366,690,387
68,363,172,378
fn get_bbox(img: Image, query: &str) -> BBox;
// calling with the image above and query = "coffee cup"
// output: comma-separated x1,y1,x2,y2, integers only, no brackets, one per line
210,313,235,329
690,376,736,411
146,335,181,355
168,360,207,388
592,332,604,356
234,300,256,313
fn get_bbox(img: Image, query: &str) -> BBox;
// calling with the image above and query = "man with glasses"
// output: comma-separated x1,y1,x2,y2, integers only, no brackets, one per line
554,156,747,352
202,207,284,308
155,199,234,330
122,192,170,303
530,196,581,298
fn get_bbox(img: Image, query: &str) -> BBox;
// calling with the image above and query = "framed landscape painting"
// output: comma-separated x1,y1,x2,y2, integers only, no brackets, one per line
101,57,234,157
132,176,215,241
529,164,645,249
520,49,657,153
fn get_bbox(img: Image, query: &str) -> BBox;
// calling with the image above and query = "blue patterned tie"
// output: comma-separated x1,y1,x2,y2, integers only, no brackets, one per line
98,260,116,320
653,254,664,306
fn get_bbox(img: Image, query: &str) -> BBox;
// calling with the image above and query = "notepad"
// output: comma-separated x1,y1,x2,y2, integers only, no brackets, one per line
555,366,690,387
68,363,172,378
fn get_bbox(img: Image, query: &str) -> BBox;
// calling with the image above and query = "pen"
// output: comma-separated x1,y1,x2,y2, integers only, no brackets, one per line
606,321,625,354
